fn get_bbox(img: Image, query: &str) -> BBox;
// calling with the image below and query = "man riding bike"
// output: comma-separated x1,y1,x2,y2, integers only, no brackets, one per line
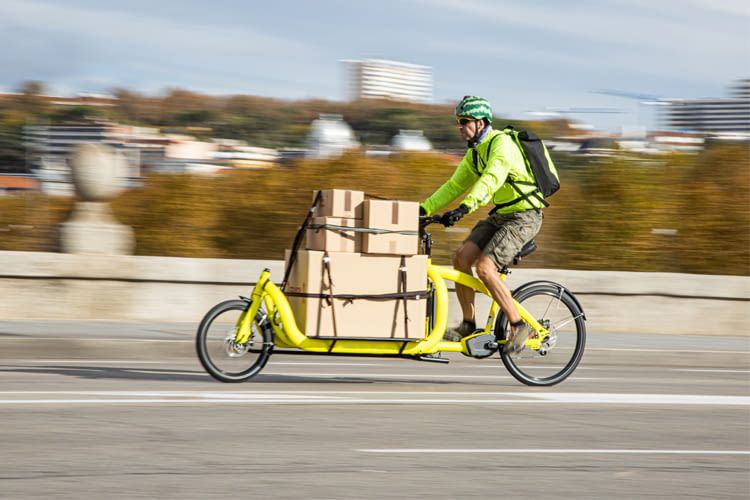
420,96,545,353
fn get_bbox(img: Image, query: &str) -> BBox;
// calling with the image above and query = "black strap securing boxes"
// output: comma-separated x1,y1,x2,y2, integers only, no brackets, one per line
284,249,428,339
306,217,363,253
306,190,364,253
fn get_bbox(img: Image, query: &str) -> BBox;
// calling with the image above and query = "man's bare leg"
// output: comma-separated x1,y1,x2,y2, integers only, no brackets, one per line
453,241,483,323
475,254,524,339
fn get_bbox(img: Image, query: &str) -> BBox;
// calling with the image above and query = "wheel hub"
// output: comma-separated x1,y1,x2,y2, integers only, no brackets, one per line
224,329,251,357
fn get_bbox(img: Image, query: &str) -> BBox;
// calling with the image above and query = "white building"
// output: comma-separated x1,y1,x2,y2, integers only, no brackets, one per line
661,79,750,135
342,59,432,103
24,121,149,195
306,114,360,159
24,121,157,172
391,130,432,151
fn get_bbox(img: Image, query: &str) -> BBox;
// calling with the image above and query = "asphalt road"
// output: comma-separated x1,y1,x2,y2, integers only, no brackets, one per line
1,322,748,499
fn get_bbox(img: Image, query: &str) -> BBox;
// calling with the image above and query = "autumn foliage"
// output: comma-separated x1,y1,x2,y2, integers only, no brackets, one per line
2,145,747,276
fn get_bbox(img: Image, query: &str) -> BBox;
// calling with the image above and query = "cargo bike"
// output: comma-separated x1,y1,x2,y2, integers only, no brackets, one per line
196,196,587,386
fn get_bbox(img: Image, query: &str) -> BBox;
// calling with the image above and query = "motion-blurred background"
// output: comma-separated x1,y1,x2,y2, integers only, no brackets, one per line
0,1,748,274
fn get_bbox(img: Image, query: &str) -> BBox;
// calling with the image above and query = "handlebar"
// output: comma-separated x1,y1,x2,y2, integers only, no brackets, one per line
419,215,443,228
419,214,468,256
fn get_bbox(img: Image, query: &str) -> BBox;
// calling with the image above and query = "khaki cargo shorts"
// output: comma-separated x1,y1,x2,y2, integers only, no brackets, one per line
466,210,543,268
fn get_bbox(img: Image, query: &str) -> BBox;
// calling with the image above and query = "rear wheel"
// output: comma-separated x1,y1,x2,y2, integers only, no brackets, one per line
497,283,585,386
196,299,273,382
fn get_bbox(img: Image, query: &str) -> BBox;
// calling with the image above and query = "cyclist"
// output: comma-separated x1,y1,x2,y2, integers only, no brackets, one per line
420,96,545,353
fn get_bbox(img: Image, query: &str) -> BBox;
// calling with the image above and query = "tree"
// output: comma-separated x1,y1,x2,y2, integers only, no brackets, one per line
14,81,49,116
50,105,106,123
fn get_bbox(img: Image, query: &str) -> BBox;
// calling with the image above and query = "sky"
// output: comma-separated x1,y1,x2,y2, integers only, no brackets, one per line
1,0,748,131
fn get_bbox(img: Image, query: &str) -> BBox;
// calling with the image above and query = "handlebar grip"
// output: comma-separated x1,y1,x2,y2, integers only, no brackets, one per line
418,215,443,224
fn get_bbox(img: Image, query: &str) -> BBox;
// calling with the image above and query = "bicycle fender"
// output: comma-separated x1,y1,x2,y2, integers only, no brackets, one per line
512,280,586,321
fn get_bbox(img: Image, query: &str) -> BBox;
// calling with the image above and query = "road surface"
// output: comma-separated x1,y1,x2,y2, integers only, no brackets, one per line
0,322,748,499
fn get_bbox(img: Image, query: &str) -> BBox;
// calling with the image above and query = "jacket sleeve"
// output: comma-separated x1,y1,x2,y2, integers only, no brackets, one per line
421,155,478,215
460,139,512,213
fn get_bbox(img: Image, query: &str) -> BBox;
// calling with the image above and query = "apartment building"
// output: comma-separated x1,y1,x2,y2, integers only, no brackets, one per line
342,59,432,103
661,79,750,135
24,121,161,195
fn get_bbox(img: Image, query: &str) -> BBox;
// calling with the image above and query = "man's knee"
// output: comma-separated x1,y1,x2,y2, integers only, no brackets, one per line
475,255,499,282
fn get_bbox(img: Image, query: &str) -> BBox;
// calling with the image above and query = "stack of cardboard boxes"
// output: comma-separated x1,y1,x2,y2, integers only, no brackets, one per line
285,189,428,339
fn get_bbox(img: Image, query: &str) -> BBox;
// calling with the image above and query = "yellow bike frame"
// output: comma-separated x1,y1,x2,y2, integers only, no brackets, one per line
233,260,549,357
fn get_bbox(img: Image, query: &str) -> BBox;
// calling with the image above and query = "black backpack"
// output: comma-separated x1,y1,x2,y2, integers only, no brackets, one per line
472,126,560,210
503,125,560,201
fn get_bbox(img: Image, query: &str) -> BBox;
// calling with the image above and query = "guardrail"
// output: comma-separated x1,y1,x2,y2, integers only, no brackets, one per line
1,251,748,335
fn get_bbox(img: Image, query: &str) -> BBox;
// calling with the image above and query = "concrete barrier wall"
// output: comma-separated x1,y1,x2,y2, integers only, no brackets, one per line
2,251,748,335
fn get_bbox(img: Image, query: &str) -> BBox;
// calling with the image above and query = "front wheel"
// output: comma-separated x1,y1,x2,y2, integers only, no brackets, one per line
497,283,586,386
196,299,273,382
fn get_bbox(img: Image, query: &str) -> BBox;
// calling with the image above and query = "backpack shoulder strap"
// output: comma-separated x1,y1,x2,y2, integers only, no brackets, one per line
472,133,500,173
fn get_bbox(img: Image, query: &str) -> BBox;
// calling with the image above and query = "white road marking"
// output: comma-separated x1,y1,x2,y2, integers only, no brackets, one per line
0,338,191,342
0,390,744,397
0,391,747,406
675,369,750,374
270,362,391,367
522,392,750,405
358,448,750,455
587,347,750,354
2,360,747,375
1,359,172,364
0,399,532,405
0,362,743,385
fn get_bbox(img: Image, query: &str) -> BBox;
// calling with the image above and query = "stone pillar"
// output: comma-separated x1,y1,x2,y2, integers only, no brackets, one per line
60,144,135,254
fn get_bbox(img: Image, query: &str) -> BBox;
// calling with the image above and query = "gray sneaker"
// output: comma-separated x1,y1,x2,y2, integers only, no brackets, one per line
443,321,476,342
504,323,533,354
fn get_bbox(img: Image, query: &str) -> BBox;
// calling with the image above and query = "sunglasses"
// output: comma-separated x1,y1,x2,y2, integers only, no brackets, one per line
456,117,475,126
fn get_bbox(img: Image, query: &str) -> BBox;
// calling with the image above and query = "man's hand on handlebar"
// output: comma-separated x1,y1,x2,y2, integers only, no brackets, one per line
440,204,469,227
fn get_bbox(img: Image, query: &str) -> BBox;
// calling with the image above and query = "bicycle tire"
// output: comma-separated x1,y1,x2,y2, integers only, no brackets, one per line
497,283,586,386
196,299,273,383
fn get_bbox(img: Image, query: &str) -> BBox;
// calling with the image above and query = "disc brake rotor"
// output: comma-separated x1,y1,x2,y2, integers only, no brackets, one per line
224,328,251,357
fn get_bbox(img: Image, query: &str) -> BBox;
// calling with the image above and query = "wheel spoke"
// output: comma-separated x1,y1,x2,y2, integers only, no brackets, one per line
548,312,585,332
539,285,564,321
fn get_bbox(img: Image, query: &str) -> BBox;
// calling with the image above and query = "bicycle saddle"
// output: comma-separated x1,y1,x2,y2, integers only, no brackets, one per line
513,239,537,264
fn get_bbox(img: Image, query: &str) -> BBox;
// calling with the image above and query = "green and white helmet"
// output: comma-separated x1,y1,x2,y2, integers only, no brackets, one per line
454,95,493,123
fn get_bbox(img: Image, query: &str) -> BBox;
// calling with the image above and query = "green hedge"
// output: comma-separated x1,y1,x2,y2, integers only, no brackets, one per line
1,144,748,275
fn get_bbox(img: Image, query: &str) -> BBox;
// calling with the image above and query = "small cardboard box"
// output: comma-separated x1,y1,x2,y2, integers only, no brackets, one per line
306,217,362,253
314,189,364,219
284,250,428,339
362,199,420,255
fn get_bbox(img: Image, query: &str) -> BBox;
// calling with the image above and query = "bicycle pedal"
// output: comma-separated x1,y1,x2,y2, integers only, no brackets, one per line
465,333,498,359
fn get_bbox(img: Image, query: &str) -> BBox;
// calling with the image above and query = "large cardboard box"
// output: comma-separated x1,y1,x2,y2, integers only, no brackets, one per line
314,189,364,219
285,250,428,339
306,217,362,252
362,199,420,255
